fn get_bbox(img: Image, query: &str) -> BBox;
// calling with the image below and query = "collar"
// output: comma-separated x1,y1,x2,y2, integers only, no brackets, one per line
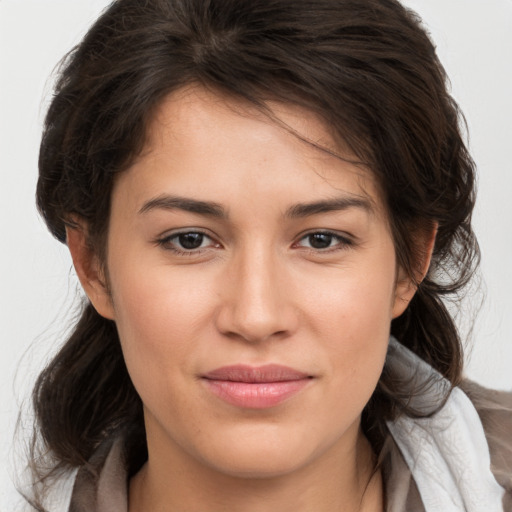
385,337,505,512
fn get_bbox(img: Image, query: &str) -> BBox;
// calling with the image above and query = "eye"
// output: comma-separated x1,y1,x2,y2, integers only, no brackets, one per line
295,231,352,251
157,231,217,254
175,232,209,250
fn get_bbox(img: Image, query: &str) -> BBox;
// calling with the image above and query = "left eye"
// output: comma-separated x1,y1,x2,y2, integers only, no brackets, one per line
296,232,349,250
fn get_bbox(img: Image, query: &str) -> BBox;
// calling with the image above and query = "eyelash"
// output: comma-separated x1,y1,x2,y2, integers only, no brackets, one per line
293,231,354,253
155,230,217,256
155,230,354,256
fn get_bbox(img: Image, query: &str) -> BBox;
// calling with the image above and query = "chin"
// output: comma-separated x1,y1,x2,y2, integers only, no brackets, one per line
202,447,313,480
191,424,341,480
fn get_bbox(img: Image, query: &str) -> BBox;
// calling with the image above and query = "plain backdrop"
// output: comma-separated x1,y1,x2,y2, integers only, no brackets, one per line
1,1,511,510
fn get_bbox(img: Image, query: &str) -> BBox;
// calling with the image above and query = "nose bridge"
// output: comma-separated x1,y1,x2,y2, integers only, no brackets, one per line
216,240,296,343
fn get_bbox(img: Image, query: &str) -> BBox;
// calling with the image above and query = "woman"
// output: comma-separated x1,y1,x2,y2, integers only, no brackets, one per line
28,0,511,510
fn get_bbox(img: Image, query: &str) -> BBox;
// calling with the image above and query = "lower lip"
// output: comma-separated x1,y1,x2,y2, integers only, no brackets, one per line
203,379,311,409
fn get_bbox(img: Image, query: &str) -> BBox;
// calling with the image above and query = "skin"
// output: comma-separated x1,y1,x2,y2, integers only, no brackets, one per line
68,85,433,512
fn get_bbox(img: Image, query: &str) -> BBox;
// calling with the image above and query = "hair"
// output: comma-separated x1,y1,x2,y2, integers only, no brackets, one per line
30,0,479,508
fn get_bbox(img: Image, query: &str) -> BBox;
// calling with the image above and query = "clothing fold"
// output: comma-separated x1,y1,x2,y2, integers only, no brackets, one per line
385,337,505,511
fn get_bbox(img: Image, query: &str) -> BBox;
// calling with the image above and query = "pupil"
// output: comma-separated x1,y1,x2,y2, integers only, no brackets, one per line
179,233,203,250
309,233,332,249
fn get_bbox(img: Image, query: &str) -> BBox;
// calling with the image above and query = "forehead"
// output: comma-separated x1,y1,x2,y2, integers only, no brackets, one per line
148,85,360,165
121,85,385,217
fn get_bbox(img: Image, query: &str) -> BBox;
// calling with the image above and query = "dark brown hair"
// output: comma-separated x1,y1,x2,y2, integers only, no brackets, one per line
31,0,478,507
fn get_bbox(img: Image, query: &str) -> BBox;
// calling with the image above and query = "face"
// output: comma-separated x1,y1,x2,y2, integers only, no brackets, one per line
82,86,415,479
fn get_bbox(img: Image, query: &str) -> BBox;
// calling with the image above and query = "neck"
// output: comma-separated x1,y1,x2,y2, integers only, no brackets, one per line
129,424,382,512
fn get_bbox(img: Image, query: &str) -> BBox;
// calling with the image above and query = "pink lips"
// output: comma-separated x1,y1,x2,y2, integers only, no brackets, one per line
202,364,312,409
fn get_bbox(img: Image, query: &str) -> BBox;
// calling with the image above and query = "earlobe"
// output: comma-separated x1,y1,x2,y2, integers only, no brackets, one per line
391,223,437,319
66,223,115,320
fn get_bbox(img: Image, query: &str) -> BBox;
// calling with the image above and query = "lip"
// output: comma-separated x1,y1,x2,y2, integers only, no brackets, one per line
202,364,313,409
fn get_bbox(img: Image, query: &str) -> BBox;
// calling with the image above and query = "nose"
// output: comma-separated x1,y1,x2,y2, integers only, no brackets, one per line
215,248,298,344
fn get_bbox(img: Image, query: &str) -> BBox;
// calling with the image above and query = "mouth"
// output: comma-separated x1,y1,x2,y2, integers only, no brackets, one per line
201,364,313,409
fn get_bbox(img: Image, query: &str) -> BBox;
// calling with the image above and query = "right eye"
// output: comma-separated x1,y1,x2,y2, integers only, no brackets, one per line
157,231,218,255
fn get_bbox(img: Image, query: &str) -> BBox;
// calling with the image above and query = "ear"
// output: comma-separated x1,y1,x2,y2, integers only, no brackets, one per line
66,222,115,320
392,223,437,319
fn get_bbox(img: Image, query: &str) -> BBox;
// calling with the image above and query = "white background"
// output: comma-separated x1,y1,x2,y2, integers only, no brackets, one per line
1,1,511,510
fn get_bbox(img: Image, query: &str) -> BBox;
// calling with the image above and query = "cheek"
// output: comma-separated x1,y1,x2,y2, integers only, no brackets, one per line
303,253,396,340
107,260,216,393
301,254,396,400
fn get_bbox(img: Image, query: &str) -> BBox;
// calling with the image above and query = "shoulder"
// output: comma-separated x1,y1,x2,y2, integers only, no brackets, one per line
382,373,512,512
461,380,512,500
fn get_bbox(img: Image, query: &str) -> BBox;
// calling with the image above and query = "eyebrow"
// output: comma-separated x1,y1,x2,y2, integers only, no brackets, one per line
284,196,374,218
138,194,373,219
138,195,227,218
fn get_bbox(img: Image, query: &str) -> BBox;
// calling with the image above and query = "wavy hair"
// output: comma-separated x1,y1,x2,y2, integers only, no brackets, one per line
30,0,479,508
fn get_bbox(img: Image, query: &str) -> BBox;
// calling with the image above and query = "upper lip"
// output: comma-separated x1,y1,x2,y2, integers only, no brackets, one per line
202,364,311,383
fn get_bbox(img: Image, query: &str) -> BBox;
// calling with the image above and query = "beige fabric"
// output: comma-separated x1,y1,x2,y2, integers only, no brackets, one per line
461,381,512,512
67,382,512,512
